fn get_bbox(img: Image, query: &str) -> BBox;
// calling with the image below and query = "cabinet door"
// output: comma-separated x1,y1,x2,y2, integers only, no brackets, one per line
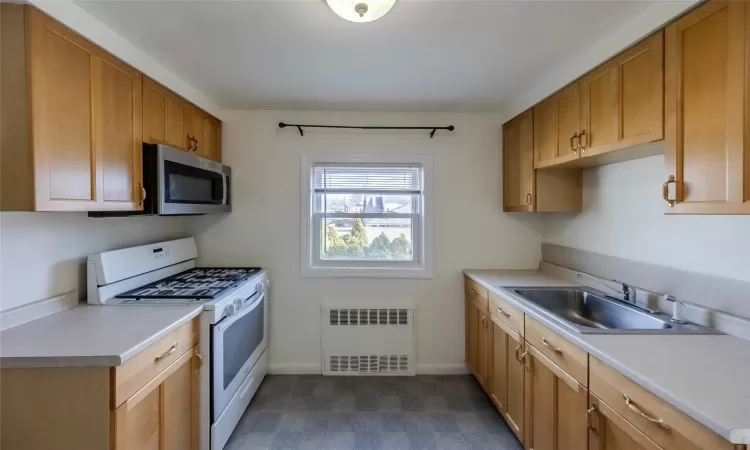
202,116,222,162
189,105,206,157
112,347,200,450
581,32,664,158
534,85,581,168
28,9,97,210
490,317,525,442
143,77,190,150
588,395,663,450
465,292,478,376
665,0,750,214
503,109,535,212
93,54,143,211
524,345,588,450
476,305,490,389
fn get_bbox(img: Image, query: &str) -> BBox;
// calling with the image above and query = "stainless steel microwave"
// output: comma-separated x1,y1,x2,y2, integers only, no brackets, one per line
143,144,231,215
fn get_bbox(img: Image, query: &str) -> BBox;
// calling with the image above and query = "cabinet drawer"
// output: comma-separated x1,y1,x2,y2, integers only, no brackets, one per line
112,318,199,408
589,357,735,450
465,277,488,311
524,316,587,385
489,292,523,336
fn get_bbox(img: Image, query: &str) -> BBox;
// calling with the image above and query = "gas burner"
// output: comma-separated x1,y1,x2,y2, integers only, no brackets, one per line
116,267,261,300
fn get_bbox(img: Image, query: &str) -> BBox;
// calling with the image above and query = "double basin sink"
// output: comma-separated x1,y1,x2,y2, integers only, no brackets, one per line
508,287,719,334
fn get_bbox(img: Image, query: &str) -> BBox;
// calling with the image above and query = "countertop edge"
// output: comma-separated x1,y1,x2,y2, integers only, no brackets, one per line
0,305,203,369
463,269,741,444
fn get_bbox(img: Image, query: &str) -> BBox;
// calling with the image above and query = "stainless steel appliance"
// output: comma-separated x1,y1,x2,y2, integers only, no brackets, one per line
88,238,268,450
144,144,231,215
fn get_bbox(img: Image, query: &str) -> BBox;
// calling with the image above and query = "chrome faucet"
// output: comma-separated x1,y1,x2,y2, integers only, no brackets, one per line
576,272,636,304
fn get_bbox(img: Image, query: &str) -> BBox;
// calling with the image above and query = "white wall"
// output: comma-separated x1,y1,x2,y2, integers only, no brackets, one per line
0,213,189,311
543,149,750,283
190,110,545,372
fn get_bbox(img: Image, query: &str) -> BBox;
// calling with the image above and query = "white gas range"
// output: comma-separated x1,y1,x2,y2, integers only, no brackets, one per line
87,237,268,450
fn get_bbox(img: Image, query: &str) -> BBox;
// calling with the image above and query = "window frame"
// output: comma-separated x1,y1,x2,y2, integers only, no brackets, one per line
301,154,434,279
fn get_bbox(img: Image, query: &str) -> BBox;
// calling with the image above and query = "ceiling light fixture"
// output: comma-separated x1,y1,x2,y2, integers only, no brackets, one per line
325,0,397,23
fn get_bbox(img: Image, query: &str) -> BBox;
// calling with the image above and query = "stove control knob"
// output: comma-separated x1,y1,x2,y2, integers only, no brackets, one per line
234,298,243,310
224,304,236,317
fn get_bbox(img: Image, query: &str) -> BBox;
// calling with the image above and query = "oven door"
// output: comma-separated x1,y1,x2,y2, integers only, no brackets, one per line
156,144,231,215
211,290,267,421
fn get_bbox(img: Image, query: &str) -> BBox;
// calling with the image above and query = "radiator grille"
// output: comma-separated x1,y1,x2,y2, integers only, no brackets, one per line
329,355,409,373
329,308,408,326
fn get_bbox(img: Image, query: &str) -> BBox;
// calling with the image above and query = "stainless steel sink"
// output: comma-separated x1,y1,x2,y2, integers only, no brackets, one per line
509,287,720,334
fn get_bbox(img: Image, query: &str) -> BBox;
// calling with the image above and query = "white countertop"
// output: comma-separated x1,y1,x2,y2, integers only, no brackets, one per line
0,304,203,368
464,269,750,445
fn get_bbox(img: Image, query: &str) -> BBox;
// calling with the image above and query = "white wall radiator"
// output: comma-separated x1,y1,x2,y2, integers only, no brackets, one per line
321,306,416,376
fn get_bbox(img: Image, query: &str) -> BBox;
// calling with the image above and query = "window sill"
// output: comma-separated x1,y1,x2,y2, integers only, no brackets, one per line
301,266,433,279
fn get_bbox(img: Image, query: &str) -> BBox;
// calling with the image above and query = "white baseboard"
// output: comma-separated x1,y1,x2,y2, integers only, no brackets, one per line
268,363,469,376
268,363,322,375
0,291,78,331
416,364,470,375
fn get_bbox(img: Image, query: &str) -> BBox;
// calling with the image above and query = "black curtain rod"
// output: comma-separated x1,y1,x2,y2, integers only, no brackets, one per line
278,122,455,138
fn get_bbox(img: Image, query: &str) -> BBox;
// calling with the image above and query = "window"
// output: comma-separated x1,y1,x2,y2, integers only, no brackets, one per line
302,155,433,278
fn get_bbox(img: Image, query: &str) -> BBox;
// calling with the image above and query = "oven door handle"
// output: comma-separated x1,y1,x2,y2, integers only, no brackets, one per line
215,290,265,333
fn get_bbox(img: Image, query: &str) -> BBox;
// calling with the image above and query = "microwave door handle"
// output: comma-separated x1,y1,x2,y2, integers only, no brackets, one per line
222,174,228,205
215,291,265,333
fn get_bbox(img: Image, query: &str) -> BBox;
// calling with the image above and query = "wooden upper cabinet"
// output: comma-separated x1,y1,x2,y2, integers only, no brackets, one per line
189,106,222,162
581,31,664,158
1,5,143,211
504,109,535,212
143,77,191,151
524,345,588,450
534,84,582,168
504,110,582,213
665,0,750,214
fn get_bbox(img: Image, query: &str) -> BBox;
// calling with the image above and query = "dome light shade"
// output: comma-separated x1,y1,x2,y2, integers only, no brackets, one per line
326,0,397,23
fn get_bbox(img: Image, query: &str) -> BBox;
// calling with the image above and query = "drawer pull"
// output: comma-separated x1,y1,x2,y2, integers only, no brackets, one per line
541,337,563,354
496,306,511,317
154,343,178,362
623,395,671,431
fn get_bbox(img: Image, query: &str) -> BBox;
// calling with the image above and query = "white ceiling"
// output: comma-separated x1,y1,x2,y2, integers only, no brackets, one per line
76,0,654,111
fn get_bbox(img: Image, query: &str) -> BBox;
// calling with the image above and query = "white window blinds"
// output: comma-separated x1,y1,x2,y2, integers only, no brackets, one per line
313,164,423,195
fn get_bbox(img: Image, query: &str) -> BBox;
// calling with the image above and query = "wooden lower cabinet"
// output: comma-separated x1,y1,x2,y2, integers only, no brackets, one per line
465,278,490,387
112,346,199,450
588,394,662,450
489,316,525,442
524,345,588,450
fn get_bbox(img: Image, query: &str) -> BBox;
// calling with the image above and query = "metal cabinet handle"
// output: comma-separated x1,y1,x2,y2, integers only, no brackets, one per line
154,343,178,362
497,306,510,318
578,129,587,152
587,404,600,436
520,350,530,371
514,345,522,362
525,191,532,205
469,288,478,295
623,395,671,430
662,175,676,207
570,133,579,152
137,183,146,206
481,314,488,328
541,337,563,354
194,351,203,371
